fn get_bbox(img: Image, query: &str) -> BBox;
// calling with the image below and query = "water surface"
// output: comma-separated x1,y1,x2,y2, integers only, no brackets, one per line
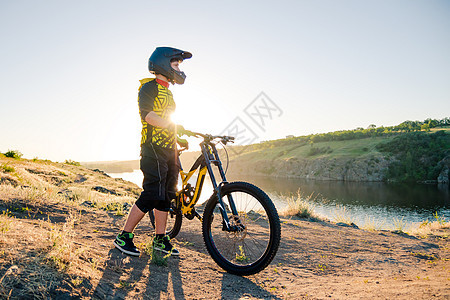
109,170,450,230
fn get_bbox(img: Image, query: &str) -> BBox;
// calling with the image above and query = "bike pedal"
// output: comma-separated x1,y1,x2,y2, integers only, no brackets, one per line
185,208,197,220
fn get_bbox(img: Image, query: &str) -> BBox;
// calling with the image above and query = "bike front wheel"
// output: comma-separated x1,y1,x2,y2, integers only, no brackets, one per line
202,181,281,276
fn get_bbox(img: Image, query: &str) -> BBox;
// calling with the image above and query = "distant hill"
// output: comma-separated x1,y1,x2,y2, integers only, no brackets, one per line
82,160,139,173
225,122,450,183
81,118,450,183
81,151,201,174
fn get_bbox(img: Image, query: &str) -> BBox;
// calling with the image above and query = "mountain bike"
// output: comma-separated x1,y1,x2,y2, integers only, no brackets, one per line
149,132,281,276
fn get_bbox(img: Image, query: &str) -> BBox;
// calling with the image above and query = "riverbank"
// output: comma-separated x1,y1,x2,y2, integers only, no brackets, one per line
1,156,449,299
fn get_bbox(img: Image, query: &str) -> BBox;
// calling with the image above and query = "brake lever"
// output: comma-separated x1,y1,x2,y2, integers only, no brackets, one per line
220,136,235,145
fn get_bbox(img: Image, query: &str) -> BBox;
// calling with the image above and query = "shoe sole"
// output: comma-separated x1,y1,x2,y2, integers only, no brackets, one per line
113,241,140,257
153,247,180,256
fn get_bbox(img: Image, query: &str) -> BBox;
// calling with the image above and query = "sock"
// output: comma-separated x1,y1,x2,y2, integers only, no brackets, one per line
155,234,164,239
121,230,132,236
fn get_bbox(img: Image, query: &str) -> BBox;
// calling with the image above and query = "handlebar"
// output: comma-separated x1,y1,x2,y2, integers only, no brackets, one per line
177,130,235,154
188,131,235,144
177,131,234,155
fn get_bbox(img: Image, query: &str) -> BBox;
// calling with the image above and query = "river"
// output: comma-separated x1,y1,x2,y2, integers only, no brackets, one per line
109,170,450,230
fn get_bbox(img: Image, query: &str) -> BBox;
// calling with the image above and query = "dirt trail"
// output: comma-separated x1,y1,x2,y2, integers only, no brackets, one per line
2,199,449,299
0,158,449,299
86,211,450,299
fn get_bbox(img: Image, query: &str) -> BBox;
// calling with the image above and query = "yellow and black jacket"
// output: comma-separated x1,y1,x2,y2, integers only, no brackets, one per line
138,78,176,149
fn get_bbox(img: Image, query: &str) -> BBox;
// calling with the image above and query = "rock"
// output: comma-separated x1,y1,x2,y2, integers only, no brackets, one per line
74,174,88,183
81,201,94,207
437,166,449,184
58,189,78,201
0,175,19,187
92,186,117,195
336,222,359,229
230,154,391,182
91,169,110,177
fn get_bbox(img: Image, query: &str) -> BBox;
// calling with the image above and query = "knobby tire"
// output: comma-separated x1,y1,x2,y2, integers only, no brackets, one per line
202,181,281,276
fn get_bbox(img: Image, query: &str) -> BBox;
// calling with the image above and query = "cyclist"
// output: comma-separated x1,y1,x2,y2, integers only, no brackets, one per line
114,46,192,257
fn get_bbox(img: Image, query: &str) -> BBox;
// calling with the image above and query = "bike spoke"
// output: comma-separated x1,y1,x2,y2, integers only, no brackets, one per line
242,240,259,261
209,194,272,266
245,232,267,249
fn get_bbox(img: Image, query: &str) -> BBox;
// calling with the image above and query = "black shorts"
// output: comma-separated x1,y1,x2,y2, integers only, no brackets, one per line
135,144,179,213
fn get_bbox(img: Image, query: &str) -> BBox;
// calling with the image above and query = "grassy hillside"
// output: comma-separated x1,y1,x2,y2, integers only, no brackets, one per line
226,127,450,183
376,129,450,182
0,155,141,298
229,135,390,161
226,136,391,181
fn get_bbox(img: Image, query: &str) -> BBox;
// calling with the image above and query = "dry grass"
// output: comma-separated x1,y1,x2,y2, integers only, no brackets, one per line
392,216,409,233
362,215,385,231
46,213,78,271
0,263,61,299
0,158,140,298
0,215,61,299
1,182,133,217
0,184,20,198
140,237,170,267
90,195,134,216
0,185,65,211
0,209,105,299
18,186,48,202
0,210,13,234
0,163,15,173
332,205,354,225
409,213,450,238
281,190,320,220
59,186,134,216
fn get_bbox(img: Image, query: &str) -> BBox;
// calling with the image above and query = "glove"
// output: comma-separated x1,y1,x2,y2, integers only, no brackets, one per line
176,124,195,137
177,137,189,149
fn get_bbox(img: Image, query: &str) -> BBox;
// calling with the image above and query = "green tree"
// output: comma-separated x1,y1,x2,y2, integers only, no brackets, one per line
421,123,430,132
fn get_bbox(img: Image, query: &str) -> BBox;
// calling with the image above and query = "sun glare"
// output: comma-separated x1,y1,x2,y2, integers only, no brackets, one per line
170,90,212,134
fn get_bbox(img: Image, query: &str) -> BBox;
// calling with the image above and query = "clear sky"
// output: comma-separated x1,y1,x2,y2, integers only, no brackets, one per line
1,0,449,162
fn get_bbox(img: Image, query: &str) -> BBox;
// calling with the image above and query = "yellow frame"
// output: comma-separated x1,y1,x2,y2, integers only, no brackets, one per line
177,165,208,215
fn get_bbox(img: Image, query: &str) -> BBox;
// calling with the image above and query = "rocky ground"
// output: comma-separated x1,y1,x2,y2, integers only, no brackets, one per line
0,157,449,299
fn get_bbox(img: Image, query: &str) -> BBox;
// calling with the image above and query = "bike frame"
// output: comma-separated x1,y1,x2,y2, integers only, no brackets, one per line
176,137,239,230
177,156,207,216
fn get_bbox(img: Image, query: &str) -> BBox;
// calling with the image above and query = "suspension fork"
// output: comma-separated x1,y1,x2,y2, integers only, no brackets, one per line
201,142,240,231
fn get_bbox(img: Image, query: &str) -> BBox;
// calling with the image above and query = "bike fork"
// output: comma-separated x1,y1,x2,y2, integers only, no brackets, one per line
202,143,241,231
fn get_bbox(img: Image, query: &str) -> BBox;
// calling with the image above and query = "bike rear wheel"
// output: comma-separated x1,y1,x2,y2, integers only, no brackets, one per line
202,181,281,276
148,199,183,239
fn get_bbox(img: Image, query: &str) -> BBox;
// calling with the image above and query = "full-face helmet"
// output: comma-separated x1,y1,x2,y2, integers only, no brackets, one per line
148,47,192,84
